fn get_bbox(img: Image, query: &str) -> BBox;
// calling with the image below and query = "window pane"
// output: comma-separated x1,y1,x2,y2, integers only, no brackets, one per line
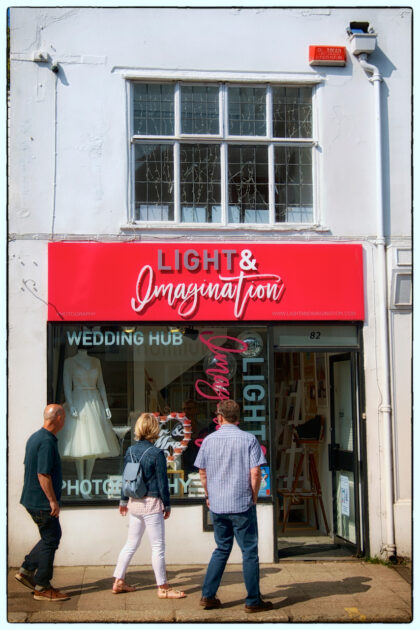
181,85,219,134
274,146,313,222
180,144,221,223
272,87,312,138
135,144,174,221
228,145,269,223
228,87,266,136
133,83,174,135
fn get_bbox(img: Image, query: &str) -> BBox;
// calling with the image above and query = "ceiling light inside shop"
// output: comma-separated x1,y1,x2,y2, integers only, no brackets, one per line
121,326,137,334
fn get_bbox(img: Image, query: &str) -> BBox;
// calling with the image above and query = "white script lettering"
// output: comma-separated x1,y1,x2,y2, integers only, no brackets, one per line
131,266,285,319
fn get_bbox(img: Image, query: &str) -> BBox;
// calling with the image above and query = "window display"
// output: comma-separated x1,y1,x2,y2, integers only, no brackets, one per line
48,324,269,505
59,348,120,498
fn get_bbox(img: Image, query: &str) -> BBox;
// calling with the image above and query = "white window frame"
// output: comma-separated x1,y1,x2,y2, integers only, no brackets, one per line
125,71,322,230
391,270,412,309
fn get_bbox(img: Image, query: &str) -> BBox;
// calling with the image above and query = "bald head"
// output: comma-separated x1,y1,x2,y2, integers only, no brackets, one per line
43,404,66,434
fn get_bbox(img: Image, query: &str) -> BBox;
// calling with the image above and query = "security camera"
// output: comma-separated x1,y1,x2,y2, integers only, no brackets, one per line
51,63,59,74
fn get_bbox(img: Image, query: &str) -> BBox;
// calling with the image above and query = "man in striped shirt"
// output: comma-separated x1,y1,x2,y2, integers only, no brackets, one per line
194,399,273,614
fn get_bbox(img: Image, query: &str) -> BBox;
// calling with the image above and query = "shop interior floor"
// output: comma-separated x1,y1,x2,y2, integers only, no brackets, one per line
277,529,356,560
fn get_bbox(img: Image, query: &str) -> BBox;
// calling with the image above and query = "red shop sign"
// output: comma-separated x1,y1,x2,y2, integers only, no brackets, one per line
48,242,364,322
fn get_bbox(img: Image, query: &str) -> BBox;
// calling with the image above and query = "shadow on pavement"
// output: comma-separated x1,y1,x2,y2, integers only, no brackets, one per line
58,567,372,610
221,575,372,610
62,566,284,598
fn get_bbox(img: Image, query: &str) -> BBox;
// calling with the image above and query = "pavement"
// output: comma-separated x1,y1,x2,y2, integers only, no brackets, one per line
7,560,412,624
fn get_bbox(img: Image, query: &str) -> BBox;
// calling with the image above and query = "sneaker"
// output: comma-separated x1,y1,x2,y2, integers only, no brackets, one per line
245,599,273,613
33,587,71,602
200,596,222,609
15,572,36,591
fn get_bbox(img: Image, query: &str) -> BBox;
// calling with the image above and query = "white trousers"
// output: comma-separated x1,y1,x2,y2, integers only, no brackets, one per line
113,512,167,585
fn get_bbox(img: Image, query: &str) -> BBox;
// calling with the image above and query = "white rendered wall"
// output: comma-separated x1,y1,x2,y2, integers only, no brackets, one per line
53,504,273,567
361,241,412,560
9,7,412,238
389,298,412,558
8,7,412,563
8,240,49,561
362,242,389,558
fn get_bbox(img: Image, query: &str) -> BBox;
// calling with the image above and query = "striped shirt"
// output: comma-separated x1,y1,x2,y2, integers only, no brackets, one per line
194,424,266,514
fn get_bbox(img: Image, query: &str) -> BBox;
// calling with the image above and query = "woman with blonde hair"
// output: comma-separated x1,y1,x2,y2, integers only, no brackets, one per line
112,413,185,599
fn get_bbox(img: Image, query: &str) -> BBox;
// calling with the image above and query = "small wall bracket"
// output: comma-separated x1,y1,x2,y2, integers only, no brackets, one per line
33,50,49,63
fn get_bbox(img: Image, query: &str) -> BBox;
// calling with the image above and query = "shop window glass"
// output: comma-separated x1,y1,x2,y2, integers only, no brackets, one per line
48,324,269,506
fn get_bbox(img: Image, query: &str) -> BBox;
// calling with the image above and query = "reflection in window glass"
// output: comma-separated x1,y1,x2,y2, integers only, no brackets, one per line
274,146,313,223
181,85,219,134
335,471,356,543
135,144,174,221
180,144,221,223
272,87,312,138
228,87,266,136
228,145,269,223
133,83,174,136
49,325,269,505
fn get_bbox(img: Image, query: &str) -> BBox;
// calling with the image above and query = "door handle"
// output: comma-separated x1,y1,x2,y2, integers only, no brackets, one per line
328,443,339,471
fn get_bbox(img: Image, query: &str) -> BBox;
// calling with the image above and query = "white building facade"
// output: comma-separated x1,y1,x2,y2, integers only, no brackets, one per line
8,6,412,567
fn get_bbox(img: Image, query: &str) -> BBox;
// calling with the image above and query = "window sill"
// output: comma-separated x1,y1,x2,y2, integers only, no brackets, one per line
119,68,324,85
120,222,330,234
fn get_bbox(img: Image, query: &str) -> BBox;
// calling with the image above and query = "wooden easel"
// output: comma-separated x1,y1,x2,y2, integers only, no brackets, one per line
279,427,330,534
277,380,304,485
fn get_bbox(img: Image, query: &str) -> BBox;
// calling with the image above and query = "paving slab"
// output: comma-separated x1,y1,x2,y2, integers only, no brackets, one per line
393,591,412,605
7,612,29,623
27,610,177,623
6,561,412,623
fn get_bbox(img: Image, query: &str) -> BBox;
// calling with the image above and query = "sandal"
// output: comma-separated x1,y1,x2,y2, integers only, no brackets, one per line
112,580,136,594
157,586,186,599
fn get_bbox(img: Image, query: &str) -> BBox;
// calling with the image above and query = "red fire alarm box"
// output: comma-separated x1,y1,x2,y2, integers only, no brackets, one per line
309,45,346,66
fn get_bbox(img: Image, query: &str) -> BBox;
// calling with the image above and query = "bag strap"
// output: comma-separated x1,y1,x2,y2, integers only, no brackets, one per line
129,445,153,465
138,446,153,463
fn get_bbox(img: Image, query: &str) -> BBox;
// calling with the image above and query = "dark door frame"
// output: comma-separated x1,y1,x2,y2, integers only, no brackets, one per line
271,335,367,562
329,352,364,555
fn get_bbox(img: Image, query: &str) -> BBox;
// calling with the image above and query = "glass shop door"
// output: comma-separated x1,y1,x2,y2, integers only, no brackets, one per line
329,353,361,552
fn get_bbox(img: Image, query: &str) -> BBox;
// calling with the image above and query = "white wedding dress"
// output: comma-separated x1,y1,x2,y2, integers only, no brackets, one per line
59,354,120,459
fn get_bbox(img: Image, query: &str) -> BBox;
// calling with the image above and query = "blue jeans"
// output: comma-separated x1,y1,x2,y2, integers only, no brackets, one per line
22,509,62,588
202,505,261,606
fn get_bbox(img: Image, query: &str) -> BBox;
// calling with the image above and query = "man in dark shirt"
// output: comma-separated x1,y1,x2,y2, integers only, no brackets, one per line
15,404,71,602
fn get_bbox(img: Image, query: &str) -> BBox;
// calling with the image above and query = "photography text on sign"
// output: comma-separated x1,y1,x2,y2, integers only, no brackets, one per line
131,248,286,319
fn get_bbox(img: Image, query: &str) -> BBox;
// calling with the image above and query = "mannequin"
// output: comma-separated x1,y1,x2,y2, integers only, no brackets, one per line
59,348,119,498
